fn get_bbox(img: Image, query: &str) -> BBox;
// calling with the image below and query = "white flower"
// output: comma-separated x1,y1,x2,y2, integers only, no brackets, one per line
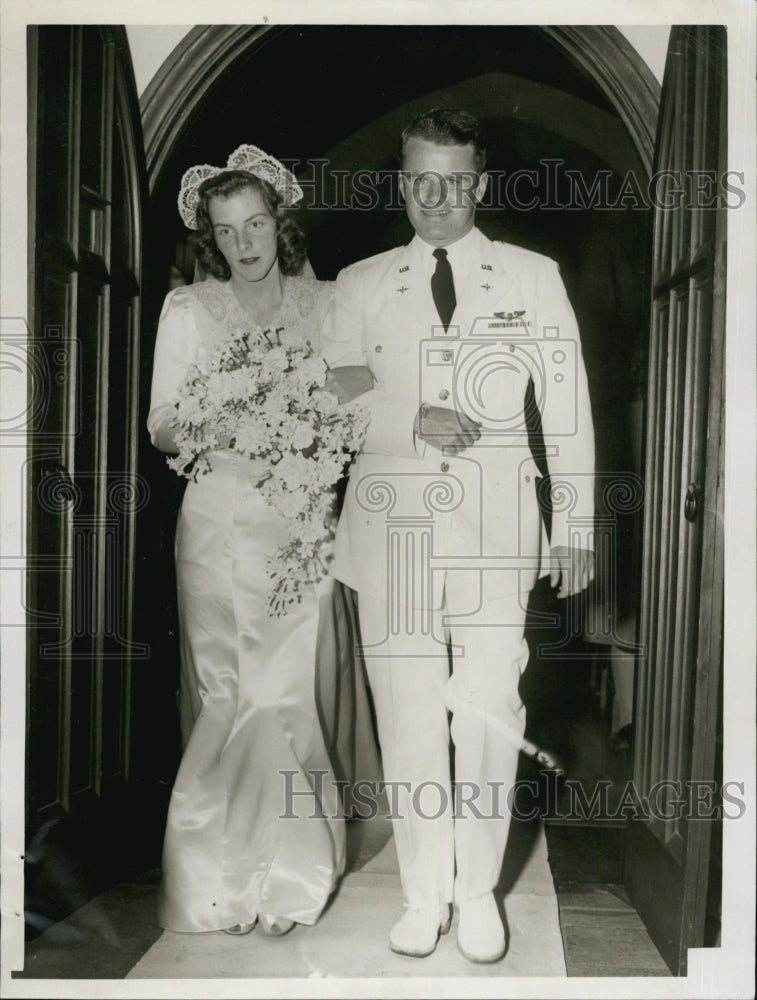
312,388,340,416
291,421,315,451
266,345,289,371
298,355,328,385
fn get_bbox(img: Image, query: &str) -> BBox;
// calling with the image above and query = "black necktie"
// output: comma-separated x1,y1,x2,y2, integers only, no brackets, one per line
431,248,456,330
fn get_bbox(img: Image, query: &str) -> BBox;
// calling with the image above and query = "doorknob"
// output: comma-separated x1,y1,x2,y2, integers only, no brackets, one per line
684,482,701,522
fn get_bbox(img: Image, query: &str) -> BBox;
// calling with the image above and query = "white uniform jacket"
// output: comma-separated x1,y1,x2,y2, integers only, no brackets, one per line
320,228,595,606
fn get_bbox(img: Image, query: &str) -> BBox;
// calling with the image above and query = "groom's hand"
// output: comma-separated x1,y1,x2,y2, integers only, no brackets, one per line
414,404,482,454
549,545,595,598
324,365,375,404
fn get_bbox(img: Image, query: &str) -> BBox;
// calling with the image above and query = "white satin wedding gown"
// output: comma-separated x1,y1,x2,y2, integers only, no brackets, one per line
147,275,348,932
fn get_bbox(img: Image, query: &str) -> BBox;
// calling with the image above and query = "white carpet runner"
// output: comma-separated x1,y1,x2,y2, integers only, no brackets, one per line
127,816,566,980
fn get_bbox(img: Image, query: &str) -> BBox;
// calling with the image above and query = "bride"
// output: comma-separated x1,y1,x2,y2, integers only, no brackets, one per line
147,145,373,937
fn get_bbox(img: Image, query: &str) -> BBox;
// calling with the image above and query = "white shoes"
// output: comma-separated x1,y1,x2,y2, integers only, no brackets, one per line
389,903,452,957
259,913,295,937
224,919,257,935
389,895,506,963
224,914,295,937
456,892,507,963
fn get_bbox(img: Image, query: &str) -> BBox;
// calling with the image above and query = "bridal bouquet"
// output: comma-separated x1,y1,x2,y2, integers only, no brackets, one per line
167,324,369,616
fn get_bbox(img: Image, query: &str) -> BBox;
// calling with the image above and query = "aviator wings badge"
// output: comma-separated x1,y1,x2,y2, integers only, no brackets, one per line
493,310,526,321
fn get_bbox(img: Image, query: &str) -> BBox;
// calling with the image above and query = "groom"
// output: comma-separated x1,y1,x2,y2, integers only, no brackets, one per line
321,109,595,962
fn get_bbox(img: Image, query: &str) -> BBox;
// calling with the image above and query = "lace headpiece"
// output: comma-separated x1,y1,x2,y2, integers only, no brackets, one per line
178,144,304,230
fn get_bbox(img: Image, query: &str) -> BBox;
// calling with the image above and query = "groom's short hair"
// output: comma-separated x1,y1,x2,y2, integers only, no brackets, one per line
399,109,487,172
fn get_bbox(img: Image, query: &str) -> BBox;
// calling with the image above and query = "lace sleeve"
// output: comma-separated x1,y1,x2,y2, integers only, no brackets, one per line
147,286,200,447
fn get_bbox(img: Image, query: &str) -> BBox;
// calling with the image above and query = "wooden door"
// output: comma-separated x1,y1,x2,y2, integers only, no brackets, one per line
624,26,726,974
25,26,155,904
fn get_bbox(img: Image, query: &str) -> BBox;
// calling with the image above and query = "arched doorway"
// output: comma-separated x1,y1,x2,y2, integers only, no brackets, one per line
141,25,658,188
138,23,660,771
139,25,658,284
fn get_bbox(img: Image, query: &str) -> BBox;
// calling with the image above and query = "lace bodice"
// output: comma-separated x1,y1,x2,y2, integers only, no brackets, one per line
189,275,332,350
147,275,334,444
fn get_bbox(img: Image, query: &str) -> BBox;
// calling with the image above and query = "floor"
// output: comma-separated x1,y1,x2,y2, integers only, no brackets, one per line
13,586,673,985
520,612,669,978
548,824,670,977
18,803,568,981
14,760,669,984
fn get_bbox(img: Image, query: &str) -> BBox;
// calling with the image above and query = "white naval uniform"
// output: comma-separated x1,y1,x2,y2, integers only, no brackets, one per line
321,226,595,908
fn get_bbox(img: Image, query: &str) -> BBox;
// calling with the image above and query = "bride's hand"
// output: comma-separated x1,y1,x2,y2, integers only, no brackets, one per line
324,365,375,404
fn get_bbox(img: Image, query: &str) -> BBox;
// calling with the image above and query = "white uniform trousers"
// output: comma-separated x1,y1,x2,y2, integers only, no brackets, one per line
358,573,529,909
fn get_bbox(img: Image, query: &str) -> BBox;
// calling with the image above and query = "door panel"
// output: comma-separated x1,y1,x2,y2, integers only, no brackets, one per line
625,25,726,974
26,25,153,913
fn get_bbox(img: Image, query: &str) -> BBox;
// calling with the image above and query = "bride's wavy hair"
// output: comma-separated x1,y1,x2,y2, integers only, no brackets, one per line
191,171,308,279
